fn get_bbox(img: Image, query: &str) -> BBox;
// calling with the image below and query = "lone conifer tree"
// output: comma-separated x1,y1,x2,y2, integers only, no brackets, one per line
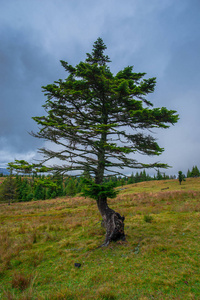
0,175,16,205
32,38,178,245
178,171,185,185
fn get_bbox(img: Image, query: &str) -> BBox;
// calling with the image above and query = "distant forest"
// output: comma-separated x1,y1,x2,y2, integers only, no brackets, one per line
0,166,199,204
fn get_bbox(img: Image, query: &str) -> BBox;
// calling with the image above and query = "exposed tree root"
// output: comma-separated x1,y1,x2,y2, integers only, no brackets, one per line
101,211,125,246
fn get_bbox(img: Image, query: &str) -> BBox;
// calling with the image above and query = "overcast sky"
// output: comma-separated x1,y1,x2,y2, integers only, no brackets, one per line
0,0,200,176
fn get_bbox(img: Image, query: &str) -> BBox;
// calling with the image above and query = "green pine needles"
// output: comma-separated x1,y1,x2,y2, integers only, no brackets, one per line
31,37,179,198
81,179,118,200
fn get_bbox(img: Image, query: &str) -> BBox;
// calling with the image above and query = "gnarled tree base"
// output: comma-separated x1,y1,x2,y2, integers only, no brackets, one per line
101,211,126,246
97,196,125,246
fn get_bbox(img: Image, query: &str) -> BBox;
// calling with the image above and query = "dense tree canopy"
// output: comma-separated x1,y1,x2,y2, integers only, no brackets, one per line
32,38,178,180
32,38,179,245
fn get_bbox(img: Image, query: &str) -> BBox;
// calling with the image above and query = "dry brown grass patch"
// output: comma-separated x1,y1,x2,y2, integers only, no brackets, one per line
11,272,33,291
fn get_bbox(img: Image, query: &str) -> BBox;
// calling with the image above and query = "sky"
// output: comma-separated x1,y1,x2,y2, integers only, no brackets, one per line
0,0,200,176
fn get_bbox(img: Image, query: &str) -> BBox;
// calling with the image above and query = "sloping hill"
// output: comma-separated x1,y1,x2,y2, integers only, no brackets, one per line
0,178,200,299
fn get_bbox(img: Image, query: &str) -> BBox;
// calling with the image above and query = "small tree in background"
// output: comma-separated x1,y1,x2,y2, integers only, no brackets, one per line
64,178,77,197
127,173,135,184
187,166,200,178
178,171,185,185
31,38,179,245
0,175,16,205
156,169,163,180
8,160,33,176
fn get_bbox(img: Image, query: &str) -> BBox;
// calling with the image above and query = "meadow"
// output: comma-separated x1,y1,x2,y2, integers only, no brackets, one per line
0,178,200,299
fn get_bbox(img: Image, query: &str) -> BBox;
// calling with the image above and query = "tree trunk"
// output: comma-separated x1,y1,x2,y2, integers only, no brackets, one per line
95,118,125,245
97,195,126,246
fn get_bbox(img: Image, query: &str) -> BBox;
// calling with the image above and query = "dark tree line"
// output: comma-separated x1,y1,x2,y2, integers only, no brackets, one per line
0,175,83,204
187,166,200,178
1,164,199,205
0,168,177,204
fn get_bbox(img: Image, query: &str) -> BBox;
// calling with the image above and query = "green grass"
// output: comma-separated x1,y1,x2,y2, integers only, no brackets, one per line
0,178,200,299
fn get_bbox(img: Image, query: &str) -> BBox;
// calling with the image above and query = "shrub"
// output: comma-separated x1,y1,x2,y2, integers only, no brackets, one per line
144,214,153,223
11,272,33,291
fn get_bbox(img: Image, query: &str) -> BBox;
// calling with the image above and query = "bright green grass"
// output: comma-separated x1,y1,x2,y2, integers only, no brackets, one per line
0,178,200,299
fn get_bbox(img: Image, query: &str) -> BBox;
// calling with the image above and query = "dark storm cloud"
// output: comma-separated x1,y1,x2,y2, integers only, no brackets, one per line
0,23,66,164
0,26,47,150
0,0,200,176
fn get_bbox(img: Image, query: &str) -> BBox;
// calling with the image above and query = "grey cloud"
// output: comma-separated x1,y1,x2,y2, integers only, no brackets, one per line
0,0,200,175
0,25,62,160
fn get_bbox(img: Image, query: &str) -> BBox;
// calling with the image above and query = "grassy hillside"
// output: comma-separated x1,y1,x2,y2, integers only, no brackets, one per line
0,178,200,299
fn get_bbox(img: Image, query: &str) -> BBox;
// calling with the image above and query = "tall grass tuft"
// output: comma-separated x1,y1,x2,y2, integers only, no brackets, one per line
11,272,33,291
144,214,153,223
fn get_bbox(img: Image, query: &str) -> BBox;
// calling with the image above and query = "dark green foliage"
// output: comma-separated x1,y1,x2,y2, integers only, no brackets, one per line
3,39,179,211
34,183,46,200
8,160,33,175
81,179,118,200
187,166,200,178
127,173,135,184
0,166,186,204
0,175,16,204
27,193,34,201
144,214,153,223
15,175,23,200
178,171,185,185
31,38,179,195
21,179,31,202
86,37,111,66
33,176,64,200
0,173,67,203
156,169,163,180
64,178,77,197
